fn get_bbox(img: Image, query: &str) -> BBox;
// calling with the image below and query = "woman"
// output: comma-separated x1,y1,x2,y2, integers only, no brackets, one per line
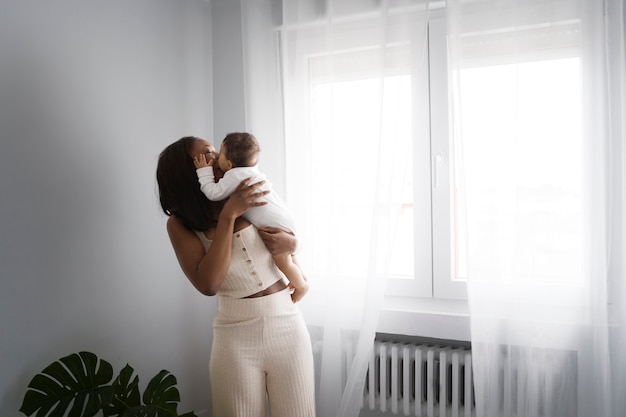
156,136,316,417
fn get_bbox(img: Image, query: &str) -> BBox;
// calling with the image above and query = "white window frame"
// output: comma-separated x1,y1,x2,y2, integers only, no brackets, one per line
281,6,465,304
428,9,468,300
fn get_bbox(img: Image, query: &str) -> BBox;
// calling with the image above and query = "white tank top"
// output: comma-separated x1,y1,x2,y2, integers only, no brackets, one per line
194,224,285,298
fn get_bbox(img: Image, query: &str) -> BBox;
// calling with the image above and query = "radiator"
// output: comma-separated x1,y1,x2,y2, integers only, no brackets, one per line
364,341,475,417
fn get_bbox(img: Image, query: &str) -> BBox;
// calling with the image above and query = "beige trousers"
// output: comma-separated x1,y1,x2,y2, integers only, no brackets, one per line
210,288,316,417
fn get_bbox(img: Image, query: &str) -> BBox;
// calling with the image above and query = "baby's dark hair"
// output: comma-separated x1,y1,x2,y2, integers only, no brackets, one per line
223,132,260,167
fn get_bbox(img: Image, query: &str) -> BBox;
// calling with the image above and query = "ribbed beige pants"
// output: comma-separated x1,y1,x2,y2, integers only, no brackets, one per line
210,288,316,417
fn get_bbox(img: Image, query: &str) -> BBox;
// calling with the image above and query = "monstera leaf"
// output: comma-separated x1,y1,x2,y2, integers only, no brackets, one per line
19,351,115,417
103,364,141,416
20,352,197,417
139,370,181,415
106,368,185,417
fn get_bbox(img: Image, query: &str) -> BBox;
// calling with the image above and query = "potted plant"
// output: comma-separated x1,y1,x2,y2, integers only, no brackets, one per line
19,351,197,417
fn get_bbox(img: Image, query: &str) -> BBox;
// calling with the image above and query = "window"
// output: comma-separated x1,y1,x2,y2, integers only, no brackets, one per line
445,18,584,285
283,7,584,301
306,45,433,298
282,6,435,301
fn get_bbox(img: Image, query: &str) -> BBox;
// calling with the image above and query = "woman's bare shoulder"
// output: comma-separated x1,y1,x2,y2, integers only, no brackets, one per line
166,216,200,243
166,215,185,234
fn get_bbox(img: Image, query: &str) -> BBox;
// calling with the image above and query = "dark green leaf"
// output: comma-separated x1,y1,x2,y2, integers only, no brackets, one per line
143,370,180,410
103,364,141,417
19,352,114,417
118,370,181,417
20,353,196,417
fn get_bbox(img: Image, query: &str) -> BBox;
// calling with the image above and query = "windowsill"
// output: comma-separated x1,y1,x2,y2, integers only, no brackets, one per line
300,294,471,344
377,296,471,342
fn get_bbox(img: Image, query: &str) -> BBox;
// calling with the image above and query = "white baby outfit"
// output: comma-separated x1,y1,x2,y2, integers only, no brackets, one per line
196,165,296,233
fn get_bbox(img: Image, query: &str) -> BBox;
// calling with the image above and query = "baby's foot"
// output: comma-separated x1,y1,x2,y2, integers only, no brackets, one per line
291,282,310,303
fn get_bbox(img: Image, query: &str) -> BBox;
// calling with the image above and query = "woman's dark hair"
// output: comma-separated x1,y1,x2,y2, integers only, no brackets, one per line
223,132,260,167
156,136,218,231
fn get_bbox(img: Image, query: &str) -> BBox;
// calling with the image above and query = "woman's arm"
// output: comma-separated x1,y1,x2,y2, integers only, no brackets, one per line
257,227,299,256
167,178,269,296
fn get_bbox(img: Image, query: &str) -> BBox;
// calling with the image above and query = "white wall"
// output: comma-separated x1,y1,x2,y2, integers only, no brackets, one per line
211,0,246,140
0,0,215,414
211,0,288,196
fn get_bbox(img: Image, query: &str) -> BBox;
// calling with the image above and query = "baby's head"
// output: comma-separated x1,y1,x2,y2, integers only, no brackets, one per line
217,132,260,172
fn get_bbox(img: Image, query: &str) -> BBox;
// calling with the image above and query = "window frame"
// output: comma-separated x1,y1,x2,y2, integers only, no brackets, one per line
280,7,462,302
429,9,469,300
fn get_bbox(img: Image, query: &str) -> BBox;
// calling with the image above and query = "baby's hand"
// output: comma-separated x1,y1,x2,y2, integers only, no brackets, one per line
193,154,212,169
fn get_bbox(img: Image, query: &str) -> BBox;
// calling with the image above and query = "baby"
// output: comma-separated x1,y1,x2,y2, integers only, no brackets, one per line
193,132,309,302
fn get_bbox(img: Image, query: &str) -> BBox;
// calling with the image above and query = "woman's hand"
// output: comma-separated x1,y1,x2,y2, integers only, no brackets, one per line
257,227,298,257
220,178,269,220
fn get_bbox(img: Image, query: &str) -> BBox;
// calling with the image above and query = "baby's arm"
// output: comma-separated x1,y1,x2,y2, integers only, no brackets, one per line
196,168,242,201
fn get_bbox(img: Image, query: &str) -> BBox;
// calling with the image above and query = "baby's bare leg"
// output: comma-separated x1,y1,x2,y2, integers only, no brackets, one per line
273,254,308,302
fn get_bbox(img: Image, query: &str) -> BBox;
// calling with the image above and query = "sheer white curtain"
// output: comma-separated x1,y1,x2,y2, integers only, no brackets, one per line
241,1,430,416
447,0,626,416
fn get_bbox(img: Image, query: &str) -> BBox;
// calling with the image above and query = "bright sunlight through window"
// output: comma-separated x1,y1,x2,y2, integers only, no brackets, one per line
309,75,414,280
455,57,583,283
309,58,583,286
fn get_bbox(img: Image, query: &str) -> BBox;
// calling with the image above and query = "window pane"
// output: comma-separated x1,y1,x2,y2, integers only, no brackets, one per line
309,75,414,279
455,57,583,282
